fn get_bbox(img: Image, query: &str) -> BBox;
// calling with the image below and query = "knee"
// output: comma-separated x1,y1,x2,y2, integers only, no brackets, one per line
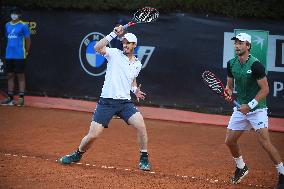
17,73,25,80
133,123,147,137
87,134,97,141
7,73,15,80
130,116,146,129
87,122,104,139
135,122,146,131
225,137,237,147
259,138,271,149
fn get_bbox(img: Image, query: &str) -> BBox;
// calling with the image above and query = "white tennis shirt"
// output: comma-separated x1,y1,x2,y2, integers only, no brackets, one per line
100,47,142,100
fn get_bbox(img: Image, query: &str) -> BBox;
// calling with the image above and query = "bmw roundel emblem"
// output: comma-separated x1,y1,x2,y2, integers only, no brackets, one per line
79,32,111,76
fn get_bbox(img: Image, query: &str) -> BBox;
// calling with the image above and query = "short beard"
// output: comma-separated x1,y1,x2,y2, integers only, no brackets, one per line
236,50,245,56
123,49,133,55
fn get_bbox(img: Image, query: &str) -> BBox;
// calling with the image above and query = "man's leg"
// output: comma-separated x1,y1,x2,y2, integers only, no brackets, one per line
17,73,25,106
128,112,150,171
1,73,15,105
225,129,249,184
249,109,284,187
256,128,282,164
78,121,104,152
256,128,284,186
59,121,104,164
225,129,244,158
17,73,25,93
128,112,148,151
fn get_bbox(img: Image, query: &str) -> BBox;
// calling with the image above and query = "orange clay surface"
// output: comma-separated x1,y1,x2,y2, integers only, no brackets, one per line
1,103,284,189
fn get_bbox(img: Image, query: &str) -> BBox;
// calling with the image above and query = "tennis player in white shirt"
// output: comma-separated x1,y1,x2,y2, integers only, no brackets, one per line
59,25,151,171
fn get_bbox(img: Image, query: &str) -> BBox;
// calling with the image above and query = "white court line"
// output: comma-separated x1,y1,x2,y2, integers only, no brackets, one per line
0,152,269,188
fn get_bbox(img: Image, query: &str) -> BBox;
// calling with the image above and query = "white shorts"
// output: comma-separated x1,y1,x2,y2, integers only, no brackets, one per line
227,108,268,131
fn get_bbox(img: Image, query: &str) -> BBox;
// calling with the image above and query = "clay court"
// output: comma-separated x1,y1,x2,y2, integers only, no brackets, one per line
0,98,284,189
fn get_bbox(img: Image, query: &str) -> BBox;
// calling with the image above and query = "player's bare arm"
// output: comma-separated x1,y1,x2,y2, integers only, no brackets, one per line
255,76,269,102
94,38,108,55
225,76,233,102
94,25,124,55
239,77,269,114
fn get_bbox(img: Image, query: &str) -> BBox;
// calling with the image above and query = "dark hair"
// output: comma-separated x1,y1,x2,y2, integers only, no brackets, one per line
10,7,22,15
246,41,251,51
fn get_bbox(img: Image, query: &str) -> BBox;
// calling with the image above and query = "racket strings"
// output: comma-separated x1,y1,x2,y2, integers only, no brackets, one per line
134,7,159,23
202,71,238,106
202,73,224,94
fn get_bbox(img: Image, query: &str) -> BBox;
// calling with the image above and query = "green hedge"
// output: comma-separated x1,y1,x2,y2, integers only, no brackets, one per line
2,0,284,19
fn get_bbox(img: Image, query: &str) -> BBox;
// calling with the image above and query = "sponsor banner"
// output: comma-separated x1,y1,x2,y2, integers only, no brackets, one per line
0,10,283,116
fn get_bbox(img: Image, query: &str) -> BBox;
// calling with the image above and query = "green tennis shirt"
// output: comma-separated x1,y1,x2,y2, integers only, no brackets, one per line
227,54,267,110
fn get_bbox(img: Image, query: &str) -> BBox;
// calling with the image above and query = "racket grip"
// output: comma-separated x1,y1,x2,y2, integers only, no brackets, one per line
123,24,129,30
233,100,241,108
114,24,129,33
123,22,136,29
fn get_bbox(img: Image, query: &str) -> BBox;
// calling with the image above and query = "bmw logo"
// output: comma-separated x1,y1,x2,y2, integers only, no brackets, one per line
79,32,111,76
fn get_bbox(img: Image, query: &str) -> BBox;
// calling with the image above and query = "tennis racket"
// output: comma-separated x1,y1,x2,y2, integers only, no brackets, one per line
122,7,159,29
202,71,240,108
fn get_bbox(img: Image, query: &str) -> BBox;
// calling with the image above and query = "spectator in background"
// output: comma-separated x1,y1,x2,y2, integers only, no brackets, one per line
1,7,31,107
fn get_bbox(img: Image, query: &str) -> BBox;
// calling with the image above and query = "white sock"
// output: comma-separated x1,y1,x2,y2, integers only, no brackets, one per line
276,162,284,175
234,156,245,169
140,149,148,153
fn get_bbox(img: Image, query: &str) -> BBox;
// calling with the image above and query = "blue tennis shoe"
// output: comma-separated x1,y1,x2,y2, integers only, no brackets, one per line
139,152,151,171
59,149,83,164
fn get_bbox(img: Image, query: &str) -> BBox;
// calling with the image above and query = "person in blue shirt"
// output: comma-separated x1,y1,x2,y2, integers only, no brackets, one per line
1,7,31,107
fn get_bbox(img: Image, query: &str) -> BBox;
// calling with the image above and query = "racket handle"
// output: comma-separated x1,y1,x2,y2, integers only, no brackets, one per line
114,23,131,33
233,100,241,108
123,22,136,30
123,23,129,30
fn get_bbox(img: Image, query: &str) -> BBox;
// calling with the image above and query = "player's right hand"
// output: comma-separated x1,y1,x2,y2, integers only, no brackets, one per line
224,87,233,102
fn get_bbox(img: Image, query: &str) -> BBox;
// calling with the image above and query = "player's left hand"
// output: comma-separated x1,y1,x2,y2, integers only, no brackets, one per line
135,84,146,102
238,104,250,114
114,25,124,36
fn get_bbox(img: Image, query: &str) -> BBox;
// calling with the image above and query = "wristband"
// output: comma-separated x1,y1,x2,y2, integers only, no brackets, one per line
131,86,138,93
105,32,117,42
247,99,258,109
